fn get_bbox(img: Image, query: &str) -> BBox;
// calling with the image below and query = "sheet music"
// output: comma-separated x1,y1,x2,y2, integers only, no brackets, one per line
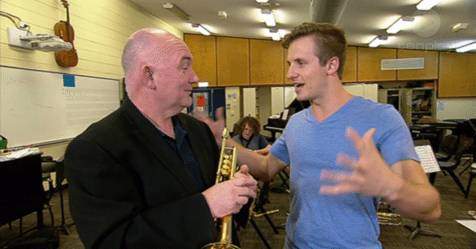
456,220,476,233
415,145,441,173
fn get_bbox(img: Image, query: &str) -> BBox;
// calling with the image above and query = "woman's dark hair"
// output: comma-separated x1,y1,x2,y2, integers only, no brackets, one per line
238,116,261,135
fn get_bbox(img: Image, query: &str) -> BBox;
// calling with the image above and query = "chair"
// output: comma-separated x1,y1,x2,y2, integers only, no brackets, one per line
437,134,474,196
41,156,71,234
41,156,56,226
465,163,476,199
435,134,458,161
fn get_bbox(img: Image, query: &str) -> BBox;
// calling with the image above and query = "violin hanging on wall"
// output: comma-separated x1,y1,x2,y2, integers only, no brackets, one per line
54,0,78,67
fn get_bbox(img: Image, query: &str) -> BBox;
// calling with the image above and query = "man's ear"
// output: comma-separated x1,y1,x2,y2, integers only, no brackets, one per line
326,56,340,76
143,66,156,89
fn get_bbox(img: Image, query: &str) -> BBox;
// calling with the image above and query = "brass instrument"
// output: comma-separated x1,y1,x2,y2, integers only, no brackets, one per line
202,128,240,249
377,212,402,226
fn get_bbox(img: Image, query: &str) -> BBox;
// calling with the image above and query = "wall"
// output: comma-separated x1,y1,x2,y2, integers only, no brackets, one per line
0,0,180,156
437,98,476,120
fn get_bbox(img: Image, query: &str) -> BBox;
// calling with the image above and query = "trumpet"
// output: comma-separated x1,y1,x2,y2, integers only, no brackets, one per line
202,128,240,249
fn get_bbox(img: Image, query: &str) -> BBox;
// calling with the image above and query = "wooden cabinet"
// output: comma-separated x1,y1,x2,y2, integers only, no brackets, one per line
357,47,396,82
283,49,292,84
217,37,250,86
184,34,217,87
250,39,284,85
342,46,357,82
439,52,476,97
397,49,438,80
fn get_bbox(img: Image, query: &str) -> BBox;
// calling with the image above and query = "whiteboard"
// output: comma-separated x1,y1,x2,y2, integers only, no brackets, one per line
0,66,120,147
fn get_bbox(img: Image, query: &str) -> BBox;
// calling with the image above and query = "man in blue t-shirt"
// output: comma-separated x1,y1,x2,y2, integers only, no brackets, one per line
199,23,441,249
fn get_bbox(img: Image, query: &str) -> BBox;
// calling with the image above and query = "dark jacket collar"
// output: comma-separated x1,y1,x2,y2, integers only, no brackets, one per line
120,97,211,193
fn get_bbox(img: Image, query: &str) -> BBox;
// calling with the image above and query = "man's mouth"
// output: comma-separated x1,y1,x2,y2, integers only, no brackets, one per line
294,83,305,88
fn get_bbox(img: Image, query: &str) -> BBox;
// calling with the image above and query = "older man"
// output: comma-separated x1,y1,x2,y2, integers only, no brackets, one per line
65,28,257,249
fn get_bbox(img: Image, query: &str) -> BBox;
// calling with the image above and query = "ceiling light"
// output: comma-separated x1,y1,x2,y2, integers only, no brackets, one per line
198,82,209,87
217,11,228,19
256,0,269,3
162,2,190,21
456,42,476,53
368,35,387,48
270,32,280,41
192,24,211,36
386,16,414,34
416,0,441,10
452,23,469,33
261,9,276,27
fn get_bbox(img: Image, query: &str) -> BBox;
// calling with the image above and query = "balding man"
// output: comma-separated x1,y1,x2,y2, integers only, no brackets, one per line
65,28,257,249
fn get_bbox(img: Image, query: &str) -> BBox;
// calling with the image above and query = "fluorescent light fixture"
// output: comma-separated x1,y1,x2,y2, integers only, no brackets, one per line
279,29,289,38
269,28,281,41
256,0,269,2
456,42,476,53
198,82,209,87
452,23,469,32
386,16,414,34
416,0,441,10
368,35,387,48
162,2,190,21
192,24,211,36
261,9,276,27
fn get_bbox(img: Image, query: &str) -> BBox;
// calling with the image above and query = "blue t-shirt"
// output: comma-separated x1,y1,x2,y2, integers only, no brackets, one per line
270,96,418,249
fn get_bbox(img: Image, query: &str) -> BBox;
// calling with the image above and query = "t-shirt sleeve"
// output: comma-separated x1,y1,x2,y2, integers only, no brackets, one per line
377,108,419,166
270,133,290,165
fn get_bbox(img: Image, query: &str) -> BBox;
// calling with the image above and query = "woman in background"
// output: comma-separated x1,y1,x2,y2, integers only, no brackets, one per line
232,116,271,232
233,116,269,151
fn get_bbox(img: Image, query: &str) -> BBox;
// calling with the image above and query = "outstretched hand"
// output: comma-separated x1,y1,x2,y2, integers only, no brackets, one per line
192,107,225,145
320,127,402,198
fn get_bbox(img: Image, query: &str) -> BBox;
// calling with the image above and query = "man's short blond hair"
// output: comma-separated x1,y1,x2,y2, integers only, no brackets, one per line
282,23,347,79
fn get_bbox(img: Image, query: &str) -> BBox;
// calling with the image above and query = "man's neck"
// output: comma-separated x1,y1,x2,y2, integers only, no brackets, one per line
310,83,353,122
131,95,177,138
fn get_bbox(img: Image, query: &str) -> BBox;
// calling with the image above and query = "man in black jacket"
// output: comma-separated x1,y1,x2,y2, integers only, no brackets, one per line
65,28,257,249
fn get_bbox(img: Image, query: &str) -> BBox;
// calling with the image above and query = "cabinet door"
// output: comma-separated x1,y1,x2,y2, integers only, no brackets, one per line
217,37,250,86
439,52,476,97
357,47,396,82
250,39,284,85
284,49,292,84
397,49,438,80
184,34,217,87
342,46,357,82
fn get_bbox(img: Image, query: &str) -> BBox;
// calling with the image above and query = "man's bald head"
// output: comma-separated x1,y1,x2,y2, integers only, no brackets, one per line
121,28,182,75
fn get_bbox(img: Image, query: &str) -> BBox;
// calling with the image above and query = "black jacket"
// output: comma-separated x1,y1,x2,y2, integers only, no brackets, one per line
65,98,219,249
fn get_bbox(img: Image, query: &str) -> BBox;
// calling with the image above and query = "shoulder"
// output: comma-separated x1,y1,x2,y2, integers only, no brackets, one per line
176,113,209,132
353,97,404,125
287,108,308,125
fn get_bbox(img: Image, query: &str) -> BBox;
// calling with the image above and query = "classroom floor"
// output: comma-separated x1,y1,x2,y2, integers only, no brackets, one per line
1,170,475,249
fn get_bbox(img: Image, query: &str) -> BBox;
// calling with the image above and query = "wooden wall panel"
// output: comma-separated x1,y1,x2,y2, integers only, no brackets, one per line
184,34,217,87
342,46,357,82
439,52,476,97
283,49,292,84
357,47,396,82
250,39,283,85
217,37,249,86
397,49,438,80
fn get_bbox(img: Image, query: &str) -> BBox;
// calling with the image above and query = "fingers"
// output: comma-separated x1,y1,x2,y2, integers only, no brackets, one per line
237,164,249,175
346,127,377,155
215,107,225,121
320,183,359,195
232,176,258,193
346,127,364,154
336,153,357,170
320,170,363,195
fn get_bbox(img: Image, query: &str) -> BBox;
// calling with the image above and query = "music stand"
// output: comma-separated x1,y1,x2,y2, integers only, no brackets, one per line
404,140,442,240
